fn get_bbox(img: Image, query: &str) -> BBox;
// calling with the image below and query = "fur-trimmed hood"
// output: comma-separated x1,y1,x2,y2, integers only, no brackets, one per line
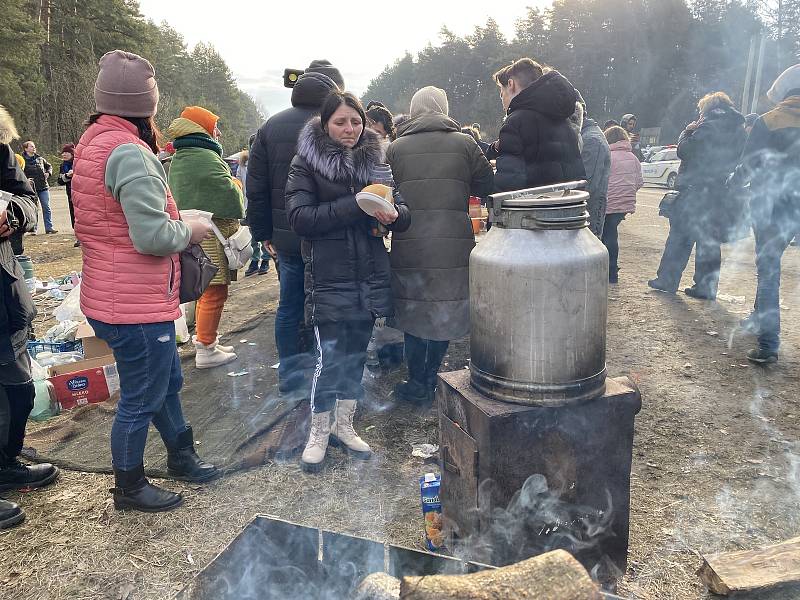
295,116,382,184
0,105,19,145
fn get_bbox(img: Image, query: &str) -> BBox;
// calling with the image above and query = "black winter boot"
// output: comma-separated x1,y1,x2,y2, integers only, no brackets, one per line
166,426,219,482
112,465,183,513
0,458,59,492
393,380,433,406
0,497,25,529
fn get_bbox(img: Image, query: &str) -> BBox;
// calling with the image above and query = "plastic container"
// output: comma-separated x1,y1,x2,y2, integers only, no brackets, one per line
33,350,83,367
180,209,213,225
16,255,34,280
28,340,83,359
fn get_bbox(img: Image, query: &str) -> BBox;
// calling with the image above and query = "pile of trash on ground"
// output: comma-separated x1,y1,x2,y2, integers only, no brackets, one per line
25,271,193,422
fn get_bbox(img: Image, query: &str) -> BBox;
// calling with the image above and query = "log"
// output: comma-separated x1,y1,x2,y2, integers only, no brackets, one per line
352,572,401,600
399,550,601,600
697,536,800,595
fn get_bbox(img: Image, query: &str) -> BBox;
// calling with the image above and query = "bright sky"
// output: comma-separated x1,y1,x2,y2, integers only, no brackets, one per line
136,0,549,116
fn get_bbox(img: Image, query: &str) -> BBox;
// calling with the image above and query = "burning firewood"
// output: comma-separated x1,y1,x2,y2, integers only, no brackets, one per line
352,572,401,600
399,549,601,599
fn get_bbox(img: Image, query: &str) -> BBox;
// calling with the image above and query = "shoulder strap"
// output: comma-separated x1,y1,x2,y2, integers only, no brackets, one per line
209,221,228,246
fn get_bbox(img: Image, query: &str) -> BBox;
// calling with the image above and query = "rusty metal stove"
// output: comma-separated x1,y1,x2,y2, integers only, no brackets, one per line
175,515,627,599
438,369,641,584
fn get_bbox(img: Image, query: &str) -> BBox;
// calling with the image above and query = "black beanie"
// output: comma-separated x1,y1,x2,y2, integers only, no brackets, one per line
306,59,345,90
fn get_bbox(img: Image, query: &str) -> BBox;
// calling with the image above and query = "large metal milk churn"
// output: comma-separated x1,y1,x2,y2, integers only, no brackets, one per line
469,182,609,405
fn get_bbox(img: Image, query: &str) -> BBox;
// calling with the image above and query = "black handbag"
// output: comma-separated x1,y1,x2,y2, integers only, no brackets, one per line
658,190,680,218
179,243,218,303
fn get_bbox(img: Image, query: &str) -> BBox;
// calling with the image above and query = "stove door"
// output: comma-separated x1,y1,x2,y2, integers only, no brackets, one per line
440,413,479,539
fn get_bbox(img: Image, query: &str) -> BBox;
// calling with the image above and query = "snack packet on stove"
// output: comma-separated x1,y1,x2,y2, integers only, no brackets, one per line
420,472,444,551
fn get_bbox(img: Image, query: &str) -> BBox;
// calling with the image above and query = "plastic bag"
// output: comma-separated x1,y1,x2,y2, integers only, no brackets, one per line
175,306,190,345
31,380,59,421
29,358,49,382
53,282,84,322
43,320,80,342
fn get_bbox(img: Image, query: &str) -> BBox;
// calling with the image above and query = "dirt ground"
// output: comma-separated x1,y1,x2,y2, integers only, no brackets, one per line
2,186,800,600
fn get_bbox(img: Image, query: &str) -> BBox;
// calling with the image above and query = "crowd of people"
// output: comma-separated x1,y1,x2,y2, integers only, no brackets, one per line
0,48,798,525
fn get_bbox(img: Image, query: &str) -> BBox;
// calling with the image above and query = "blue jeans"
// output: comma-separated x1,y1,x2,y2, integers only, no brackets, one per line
753,222,794,352
88,319,189,471
655,215,721,295
37,189,54,232
275,252,308,393
250,239,263,262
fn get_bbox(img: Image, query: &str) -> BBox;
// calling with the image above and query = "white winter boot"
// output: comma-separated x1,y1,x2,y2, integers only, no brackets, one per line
330,399,372,459
193,336,237,369
301,410,331,472
215,336,234,353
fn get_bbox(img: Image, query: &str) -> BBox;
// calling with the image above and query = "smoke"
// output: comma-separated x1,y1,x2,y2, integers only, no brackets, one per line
445,473,619,584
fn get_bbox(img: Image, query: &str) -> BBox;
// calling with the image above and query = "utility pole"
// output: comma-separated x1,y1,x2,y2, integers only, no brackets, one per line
751,35,768,114
742,36,757,113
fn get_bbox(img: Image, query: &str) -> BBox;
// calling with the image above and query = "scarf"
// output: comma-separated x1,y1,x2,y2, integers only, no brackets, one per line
172,134,223,156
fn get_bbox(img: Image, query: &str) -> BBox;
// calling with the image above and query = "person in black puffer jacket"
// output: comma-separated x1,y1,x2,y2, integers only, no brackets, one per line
247,60,344,398
285,92,410,472
487,58,586,192
649,92,746,300
0,105,59,530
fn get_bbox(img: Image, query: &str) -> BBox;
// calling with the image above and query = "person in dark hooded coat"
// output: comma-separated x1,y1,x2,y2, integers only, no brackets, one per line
487,58,586,192
285,92,410,472
387,86,494,405
247,60,344,398
0,105,58,530
649,92,746,300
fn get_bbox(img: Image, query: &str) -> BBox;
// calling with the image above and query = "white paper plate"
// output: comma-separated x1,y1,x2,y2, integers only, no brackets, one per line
356,191,394,217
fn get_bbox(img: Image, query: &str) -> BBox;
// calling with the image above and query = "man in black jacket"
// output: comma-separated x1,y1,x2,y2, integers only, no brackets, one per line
487,58,586,192
247,60,344,396
0,106,59,529
21,140,56,234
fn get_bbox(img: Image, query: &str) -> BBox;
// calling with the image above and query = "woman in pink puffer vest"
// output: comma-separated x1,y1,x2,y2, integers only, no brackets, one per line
72,50,217,513
602,126,644,284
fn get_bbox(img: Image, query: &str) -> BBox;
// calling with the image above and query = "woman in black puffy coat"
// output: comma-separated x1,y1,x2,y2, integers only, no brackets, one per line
285,91,410,472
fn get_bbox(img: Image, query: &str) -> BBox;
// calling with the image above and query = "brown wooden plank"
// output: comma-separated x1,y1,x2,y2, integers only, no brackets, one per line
697,536,800,595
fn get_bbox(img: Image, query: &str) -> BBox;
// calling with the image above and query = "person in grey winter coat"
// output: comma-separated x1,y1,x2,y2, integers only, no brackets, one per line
579,103,611,237
0,105,59,530
387,86,494,405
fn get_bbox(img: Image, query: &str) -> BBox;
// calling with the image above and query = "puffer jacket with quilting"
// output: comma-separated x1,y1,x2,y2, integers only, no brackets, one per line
72,115,183,324
285,118,411,325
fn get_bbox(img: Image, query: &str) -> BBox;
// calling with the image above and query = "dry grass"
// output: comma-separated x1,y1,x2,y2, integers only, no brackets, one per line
7,191,800,599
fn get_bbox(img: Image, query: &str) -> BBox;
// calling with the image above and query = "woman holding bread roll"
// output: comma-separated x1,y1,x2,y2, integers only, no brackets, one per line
285,91,410,472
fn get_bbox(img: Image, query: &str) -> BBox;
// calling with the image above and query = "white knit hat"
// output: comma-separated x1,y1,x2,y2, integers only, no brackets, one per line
410,86,449,117
767,64,800,103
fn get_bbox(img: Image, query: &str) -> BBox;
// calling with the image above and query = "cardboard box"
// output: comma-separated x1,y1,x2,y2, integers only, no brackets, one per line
48,321,118,410
75,321,113,359
49,358,119,410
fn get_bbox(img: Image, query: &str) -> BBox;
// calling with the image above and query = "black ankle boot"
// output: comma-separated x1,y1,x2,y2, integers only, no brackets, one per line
166,426,219,482
394,380,434,406
0,497,25,529
112,465,183,513
0,457,59,492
